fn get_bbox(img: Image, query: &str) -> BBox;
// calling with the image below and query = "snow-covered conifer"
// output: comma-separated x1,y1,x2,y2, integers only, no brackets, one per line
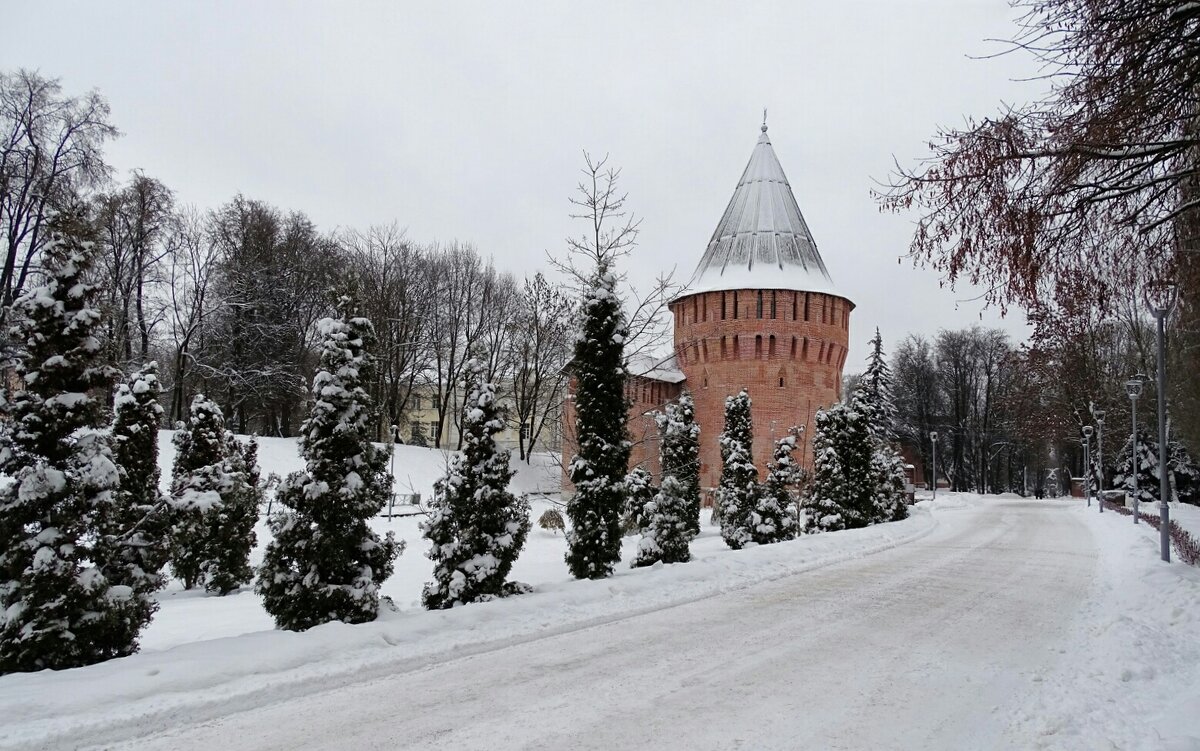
656,390,701,534
95,362,170,649
203,433,259,595
871,445,910,523
0,220,133,673
258,306,401,629
752,432,799,545
802,402,875,532
1114,427,1160,507
621,466,654,534
631,475,692,567
856,328,898,443
168,395,255,594
565,264,630,579
717,389,758,549
422,359,530,608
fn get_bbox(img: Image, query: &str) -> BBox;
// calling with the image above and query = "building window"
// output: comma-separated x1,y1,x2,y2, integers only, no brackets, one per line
733,291,739,319
429,421,441,441
770,291,777,319
756,290,763,319
755,335,763,358
733,335,740,359
410,424,422,443
411,395,421,410
703,294,708,322
804,293,811,321
721,293,727,320
793,292,798,321
769,334,777,357
779,376,785,388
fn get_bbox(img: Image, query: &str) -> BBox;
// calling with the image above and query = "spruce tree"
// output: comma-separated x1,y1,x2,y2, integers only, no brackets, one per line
95,362,170,651
857,328,898,443
1114,427,1159,507
259,305,401,628
621,466,654,534
717,389,758,549
422,360,530,608
656,390,701,534
168,395,255,594
752,432,799,544
802,402,875,532
631,476,693,567
565,264,630,579
0,219,134,673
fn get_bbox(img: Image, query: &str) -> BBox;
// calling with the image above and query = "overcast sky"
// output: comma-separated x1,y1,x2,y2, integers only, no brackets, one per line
6,1,1043,367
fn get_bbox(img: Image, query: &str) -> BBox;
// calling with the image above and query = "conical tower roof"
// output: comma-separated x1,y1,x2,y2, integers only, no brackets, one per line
682,124,843,301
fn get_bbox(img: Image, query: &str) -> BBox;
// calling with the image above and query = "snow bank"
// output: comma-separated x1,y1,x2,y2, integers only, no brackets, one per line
1009,504,1200,750
0,508,937,750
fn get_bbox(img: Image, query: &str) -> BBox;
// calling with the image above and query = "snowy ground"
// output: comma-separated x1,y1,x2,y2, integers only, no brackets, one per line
1,440,1199,748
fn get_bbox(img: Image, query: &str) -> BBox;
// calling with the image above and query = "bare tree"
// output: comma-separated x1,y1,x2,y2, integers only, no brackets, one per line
93,171,174,369
0,70,117,322
164,207,219,423
339,223,433,441
511,272,574,461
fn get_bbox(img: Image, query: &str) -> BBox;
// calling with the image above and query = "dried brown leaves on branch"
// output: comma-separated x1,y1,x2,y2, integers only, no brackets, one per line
876,0,1200,319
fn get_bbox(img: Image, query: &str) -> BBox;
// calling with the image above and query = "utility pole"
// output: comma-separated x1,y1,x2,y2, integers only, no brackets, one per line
1148,283,1177,563
930,430,938,501
1126,376,1144,524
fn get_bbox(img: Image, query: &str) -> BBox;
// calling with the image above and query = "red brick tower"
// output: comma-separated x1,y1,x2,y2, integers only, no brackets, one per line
670,123,854,491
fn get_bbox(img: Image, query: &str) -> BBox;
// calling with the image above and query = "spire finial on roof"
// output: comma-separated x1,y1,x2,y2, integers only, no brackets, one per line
761,108,768,133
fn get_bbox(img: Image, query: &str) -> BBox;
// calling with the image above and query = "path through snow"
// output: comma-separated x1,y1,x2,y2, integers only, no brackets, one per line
105,499,1096,750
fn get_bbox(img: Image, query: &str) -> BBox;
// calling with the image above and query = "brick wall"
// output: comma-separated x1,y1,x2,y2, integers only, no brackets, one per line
669,288,853,492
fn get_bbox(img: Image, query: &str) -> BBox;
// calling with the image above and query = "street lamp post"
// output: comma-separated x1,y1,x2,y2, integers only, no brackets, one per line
1083,426,1094,507
1126,376,1145,524
930,431,938,500
1148,282,1178,563
1095,410,1106,513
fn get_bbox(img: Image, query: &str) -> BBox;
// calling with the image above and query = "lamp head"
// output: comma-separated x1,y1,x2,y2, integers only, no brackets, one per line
930,431,938,441
1083,425,1094,438
1125,376,1144,398
1095,409,1106,425
1145,280,1179,316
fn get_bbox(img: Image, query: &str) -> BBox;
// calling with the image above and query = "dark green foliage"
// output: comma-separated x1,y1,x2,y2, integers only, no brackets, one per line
631,476,693,567
803,402,876,533
752,432,799,544
657,390,701,534
95,362,170,651
565,265,630,579
0,221,135,673
718,389,758,549
621,466,655,535
258,306,401,629
422,360,530,608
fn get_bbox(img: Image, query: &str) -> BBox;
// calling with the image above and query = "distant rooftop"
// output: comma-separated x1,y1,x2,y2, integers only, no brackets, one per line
680,123,843,301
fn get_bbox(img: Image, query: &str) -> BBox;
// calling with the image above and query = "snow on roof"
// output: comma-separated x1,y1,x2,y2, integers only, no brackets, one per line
627,352,686,384
676,124,846,303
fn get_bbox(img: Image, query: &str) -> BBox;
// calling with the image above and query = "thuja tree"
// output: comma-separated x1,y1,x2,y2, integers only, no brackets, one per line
621,466,654,535
752,432,799,545
0,220,134,673
803,402,875,533
95,362,170,651
871,447,910,523
657,390,701,534
259,305,401,629
631,476,693,567
718,389,758,550
422,360,530,608
565,263,630,579
169,395,255,594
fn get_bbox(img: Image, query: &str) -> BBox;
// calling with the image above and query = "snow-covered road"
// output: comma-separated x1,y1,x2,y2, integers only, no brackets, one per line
110,500,1097,750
